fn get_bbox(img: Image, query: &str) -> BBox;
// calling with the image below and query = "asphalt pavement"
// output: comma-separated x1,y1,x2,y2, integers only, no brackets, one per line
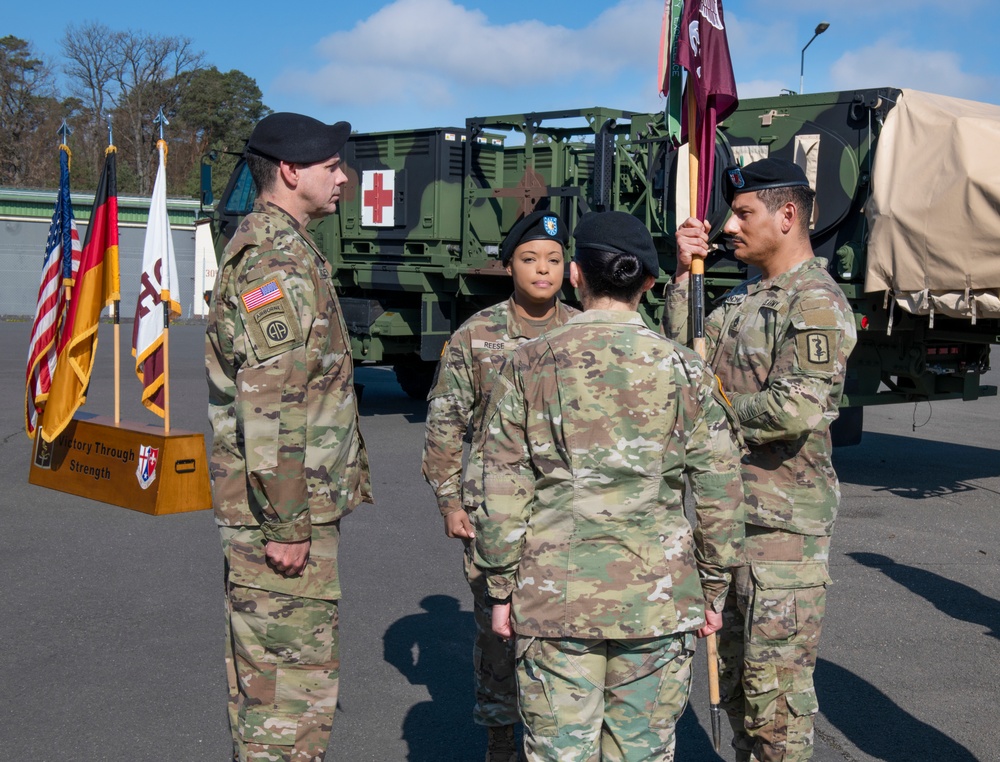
1,320,997,761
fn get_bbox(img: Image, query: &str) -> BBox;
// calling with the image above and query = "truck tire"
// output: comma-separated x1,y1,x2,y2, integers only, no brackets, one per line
394,359,438,401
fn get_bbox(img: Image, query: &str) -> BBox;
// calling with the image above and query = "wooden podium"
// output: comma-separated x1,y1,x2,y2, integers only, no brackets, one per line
28,413,212,516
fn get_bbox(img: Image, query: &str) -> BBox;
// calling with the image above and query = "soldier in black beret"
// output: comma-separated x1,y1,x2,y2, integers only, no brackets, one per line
242,112,352,223
500,209,570,266
664,154,857,762
421,208,578,760
207,109,370,762
572,210,660,278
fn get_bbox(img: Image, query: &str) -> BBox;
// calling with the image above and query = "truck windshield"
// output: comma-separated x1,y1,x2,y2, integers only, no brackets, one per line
225,162,257,215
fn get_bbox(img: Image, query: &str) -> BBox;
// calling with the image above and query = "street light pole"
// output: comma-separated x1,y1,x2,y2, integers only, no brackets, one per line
800,21,830,94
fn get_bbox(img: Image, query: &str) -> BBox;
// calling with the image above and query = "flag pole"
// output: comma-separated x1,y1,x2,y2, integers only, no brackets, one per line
107,114,121,425
57,119,73,322
154,108,171,435
687,79,723,755
687,85,707,359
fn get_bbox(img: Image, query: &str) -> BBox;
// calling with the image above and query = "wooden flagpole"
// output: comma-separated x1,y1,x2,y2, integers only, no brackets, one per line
688,82,723,754
107,115,121,426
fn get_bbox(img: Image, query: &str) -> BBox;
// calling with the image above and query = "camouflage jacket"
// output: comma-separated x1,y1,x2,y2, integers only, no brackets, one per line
664,257,857,536
474,310,745,639
421,297,578,517
206,201,372,544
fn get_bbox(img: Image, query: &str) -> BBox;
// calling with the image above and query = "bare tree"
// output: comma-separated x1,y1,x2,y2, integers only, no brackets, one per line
61,23,204,194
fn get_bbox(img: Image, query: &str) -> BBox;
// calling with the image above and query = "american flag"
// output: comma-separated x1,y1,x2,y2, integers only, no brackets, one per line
242,280,282,311
25,146,81,436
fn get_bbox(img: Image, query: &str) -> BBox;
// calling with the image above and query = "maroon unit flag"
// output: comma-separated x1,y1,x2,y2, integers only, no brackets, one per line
677,0,739,217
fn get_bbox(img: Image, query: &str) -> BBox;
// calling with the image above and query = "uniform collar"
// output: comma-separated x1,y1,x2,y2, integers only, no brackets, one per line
504,296,574,338
750,257,829,293
566,309,647,326
252,200,323,257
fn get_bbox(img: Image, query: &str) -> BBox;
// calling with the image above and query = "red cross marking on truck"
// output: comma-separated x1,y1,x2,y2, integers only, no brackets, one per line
364,172,393,224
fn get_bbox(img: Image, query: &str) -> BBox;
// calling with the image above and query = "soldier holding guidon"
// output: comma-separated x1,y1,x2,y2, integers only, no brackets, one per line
206,113,372,762
474,211,745,762
665,157,858,762
422,210,578,761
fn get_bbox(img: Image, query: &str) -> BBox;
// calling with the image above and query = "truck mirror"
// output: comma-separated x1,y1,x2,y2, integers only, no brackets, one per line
201,162,214,207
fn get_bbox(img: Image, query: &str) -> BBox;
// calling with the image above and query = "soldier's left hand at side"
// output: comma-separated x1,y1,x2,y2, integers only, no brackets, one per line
444,510,475,540
491,602,513,640
265,538,311,576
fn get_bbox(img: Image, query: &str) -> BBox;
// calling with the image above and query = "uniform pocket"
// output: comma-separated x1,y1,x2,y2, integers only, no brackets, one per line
515,637,559,737
749,560,830,644
786,687,819,717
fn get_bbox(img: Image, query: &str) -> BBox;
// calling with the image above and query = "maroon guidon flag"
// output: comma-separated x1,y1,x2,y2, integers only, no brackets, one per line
676,0,739,217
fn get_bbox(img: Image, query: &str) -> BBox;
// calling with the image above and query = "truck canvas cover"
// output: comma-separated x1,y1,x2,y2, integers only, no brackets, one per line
865,89,1000,321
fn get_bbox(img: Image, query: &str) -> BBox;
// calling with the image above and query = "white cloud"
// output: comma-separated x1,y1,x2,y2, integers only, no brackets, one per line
829,39,995,100
736,79,789,99
272,0,662,109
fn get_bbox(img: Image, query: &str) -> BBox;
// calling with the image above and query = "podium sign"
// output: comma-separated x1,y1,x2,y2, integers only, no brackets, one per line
29,413,212,515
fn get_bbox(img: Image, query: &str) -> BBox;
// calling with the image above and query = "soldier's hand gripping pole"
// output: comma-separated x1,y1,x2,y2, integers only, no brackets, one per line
707,633,723,752
687,87,707,359
688,83,722,756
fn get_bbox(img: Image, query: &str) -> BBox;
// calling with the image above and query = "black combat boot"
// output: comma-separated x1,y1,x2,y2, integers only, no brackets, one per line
485,724,519,762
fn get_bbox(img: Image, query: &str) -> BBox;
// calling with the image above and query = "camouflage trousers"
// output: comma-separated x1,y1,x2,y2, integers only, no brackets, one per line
464,538,520,726
514,633,695,762
223,527,341,762
718,527,831,762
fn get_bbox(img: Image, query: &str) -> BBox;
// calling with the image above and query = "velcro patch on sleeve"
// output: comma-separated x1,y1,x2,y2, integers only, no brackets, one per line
795,330,837,372
241,279,284,312
239,278,303,361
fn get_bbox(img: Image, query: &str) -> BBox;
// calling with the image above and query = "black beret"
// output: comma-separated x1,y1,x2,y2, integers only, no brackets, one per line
724,157,810,204
572,211,659,277
500,210,569,266
246,112,351,164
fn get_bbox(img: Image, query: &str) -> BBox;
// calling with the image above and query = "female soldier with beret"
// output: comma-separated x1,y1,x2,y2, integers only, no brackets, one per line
475,211,745,761
421,210,579,761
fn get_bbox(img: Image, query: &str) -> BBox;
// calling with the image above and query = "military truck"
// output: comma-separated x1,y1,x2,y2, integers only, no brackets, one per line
207,87,1000,441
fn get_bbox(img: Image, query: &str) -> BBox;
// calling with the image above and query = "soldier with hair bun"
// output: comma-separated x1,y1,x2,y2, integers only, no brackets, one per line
475,211,745,762
421,209,578,762
665,157,857,762
206,112,372,762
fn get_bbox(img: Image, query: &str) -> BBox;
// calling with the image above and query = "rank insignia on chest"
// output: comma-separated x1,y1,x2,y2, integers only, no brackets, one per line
241,279,283,312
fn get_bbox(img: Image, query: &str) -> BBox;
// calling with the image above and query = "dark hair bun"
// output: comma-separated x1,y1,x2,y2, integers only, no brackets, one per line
609,253,642,286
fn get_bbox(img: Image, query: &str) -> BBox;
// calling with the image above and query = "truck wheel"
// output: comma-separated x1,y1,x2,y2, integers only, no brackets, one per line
394,360,438,400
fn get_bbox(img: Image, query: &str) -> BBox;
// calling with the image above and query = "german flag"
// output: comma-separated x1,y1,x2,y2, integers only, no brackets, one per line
41,148,120,443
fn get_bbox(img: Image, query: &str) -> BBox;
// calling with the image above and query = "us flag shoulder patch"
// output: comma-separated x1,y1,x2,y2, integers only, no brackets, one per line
241,279,283,312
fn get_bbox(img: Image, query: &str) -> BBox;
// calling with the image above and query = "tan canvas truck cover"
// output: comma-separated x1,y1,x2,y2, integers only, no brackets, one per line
865,89,1000,321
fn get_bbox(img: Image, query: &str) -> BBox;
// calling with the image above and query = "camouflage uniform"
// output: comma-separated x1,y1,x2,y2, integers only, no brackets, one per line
474,309,745,762
206,200,373,762
664,257,857,762
422,296,578,727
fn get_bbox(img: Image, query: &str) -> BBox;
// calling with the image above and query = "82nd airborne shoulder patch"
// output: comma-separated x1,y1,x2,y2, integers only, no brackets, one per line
239,278,303,360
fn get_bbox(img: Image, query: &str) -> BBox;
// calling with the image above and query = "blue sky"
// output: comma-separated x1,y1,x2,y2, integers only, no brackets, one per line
9,0,1000,134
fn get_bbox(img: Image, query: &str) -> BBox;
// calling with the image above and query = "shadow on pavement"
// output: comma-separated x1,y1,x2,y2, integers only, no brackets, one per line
675,700,718,760
849,552,1000,639
833,432,999,500
356,367,428,424
816,658,978,760
383,595,481,761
